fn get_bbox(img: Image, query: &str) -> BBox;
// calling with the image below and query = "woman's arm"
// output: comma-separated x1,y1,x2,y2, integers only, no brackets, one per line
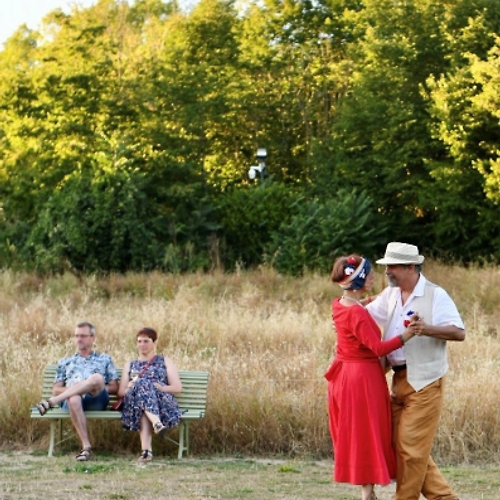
117,361,131,398
355,309,415,356
153,356,182,395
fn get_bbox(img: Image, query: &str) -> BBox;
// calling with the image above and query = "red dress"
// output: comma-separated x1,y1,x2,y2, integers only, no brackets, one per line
324,298,402,485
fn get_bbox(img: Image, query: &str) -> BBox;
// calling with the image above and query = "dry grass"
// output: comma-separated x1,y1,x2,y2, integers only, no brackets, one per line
0,454,498,500
0,263,499,463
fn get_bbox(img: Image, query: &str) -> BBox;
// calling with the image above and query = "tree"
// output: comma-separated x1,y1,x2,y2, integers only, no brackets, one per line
267,189,387,275
328,0,451,250
425,0,500,259
0,0,215,271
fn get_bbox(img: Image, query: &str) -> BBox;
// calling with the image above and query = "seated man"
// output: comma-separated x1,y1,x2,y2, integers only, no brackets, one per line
36,321,119,461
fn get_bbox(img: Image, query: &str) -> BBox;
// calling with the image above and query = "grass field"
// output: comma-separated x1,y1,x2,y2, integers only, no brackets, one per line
1,264,499,463
0,453,498,500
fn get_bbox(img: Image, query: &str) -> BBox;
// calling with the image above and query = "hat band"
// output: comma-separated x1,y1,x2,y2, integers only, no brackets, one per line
383,251,419,262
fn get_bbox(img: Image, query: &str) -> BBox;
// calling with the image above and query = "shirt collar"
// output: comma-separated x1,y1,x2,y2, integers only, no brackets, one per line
413,274,427,297
74,350,95,359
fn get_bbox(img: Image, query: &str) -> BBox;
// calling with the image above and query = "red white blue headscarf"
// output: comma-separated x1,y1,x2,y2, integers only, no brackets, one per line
339,257,371,290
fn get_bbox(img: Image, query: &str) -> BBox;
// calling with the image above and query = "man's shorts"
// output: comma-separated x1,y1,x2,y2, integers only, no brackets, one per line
61,389,110,411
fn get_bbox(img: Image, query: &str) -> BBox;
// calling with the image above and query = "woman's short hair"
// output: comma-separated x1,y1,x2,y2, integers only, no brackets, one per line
137,327,157,342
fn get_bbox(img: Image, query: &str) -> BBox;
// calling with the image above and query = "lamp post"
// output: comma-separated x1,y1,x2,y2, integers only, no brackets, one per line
248,147,267,182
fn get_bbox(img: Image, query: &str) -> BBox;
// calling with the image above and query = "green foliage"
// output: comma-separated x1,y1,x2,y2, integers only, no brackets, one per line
26,160,159,273
24,136,217,273
2,0,500,270
216,180,298,269
267,190,387,275
327,0,450,249
423,0,500,260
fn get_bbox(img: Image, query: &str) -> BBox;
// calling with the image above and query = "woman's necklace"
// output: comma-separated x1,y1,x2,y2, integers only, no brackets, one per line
341,295,362,305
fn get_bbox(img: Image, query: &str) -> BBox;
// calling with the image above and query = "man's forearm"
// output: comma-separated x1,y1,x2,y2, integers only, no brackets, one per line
423,324,465,341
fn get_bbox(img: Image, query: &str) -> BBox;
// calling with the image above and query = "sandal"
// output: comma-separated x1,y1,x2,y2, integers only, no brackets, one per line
153,421,168,437
36,400,53,416
137,450,153,463
76,447,92,461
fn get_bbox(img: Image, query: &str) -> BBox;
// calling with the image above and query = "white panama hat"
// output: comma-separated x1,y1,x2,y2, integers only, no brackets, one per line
376,242,425,265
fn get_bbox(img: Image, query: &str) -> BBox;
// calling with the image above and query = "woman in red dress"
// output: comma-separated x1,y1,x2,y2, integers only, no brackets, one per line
325,255,415,500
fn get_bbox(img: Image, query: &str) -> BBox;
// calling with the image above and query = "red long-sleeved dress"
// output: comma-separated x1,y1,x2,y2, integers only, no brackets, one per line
325,298,403,485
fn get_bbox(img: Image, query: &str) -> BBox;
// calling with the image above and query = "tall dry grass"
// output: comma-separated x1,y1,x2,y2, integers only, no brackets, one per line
1,263,498,462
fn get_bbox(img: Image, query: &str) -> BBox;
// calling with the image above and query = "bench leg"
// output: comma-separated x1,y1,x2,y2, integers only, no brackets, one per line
48,421,56,457
185,421,190,456
178,421,190,459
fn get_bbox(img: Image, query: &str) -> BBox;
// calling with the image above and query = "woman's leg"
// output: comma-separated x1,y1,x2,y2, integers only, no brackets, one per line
144,409,168,435
139,413,153,452
144,409,162,427
361,484,374,500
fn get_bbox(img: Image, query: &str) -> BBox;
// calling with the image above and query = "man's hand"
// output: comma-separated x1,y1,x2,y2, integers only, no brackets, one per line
409,316,426,336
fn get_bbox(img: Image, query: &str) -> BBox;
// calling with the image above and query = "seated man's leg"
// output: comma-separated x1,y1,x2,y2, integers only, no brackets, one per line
81,387,109,411
66,394,92,451
56,374,107,456
49,373,106,407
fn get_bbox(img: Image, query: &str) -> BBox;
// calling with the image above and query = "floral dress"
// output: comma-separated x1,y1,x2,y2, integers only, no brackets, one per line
121,355,182,431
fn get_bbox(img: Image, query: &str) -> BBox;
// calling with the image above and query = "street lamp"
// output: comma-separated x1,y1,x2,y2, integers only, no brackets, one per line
248,147,267,181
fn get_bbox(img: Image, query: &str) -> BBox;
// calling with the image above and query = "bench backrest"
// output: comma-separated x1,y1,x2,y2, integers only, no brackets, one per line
40,364,209,416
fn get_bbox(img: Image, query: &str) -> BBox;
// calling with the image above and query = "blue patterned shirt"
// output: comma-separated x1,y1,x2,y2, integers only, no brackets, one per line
54,351,119,386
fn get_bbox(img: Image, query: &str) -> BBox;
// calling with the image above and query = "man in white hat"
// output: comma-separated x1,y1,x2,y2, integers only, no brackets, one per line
366,242,465,500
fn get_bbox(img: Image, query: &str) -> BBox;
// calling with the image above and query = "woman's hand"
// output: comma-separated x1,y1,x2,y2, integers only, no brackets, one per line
401,313,420,343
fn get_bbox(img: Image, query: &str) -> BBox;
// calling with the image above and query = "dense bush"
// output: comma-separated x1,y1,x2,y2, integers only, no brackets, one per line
215,180,299,270
267,190,388,275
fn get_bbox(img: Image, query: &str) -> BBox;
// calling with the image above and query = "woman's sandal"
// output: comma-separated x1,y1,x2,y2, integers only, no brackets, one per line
36,400,53,416
137,450,153,463
153,421,168,437
76,448,92,462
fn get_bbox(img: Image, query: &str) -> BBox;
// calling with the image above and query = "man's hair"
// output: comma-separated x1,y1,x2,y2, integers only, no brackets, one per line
77,321,96,336
403,264,422,273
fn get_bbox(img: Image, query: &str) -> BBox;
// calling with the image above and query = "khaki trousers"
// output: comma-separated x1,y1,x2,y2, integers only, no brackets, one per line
391,371,458,500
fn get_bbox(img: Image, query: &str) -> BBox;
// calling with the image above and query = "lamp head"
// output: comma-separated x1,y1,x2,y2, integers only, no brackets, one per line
256,147,267,161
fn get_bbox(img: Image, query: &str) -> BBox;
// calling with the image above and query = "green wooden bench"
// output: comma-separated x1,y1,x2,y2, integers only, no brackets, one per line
30,364,209,459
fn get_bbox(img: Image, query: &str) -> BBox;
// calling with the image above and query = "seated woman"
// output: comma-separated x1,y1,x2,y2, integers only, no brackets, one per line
118,327,183,463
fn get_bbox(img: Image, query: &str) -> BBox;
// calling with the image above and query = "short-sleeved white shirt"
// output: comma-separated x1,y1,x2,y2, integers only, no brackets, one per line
366,274,464,366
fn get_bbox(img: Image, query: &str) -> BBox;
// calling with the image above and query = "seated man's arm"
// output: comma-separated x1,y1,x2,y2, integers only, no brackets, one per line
106,379,119,394
53,360,67,396
52,380,66,396
104,356,120,395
